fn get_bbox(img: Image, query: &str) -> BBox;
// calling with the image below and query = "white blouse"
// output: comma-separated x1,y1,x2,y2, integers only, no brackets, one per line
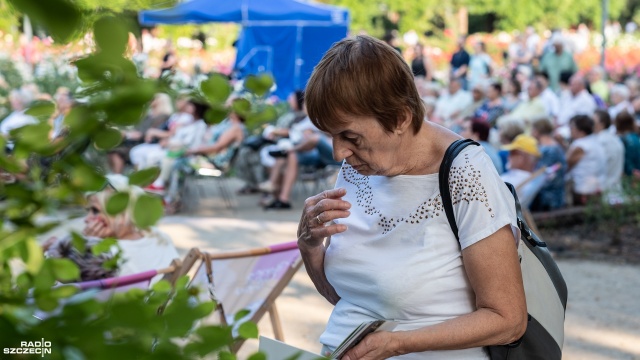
321,146,519,359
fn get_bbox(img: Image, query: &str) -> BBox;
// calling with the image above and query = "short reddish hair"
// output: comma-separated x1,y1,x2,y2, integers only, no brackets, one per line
305,35,425,135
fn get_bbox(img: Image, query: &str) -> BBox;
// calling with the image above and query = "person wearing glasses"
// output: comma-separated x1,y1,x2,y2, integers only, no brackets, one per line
44,175,179,283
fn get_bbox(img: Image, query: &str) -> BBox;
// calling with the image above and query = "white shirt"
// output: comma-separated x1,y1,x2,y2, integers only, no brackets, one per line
321,146,519,359
540,87,560,118
595,130,625,201
568,135,607,195
116,229,180,284
557,90,597,127
608,101,634,120
0,110,37,136
434,90,473,126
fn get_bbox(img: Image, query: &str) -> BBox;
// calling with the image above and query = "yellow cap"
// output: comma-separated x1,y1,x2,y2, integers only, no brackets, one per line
502,134,541,157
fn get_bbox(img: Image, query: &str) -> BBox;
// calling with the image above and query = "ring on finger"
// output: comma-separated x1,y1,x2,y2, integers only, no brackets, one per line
315,214,323,225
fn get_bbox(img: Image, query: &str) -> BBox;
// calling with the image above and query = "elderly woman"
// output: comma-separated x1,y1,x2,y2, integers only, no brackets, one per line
45,175,179,283
297,35,526,360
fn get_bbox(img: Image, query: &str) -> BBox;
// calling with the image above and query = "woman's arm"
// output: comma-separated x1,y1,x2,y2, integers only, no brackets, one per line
297,188,351,305
566,146,584,171
187,126,242,156
342,225,527,360
299,239,340,305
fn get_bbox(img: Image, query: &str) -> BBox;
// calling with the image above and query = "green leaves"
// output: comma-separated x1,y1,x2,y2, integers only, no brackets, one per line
244,74,274,97
133,194,164,228
93,16,129,56
105,192,130,216
25,100,56,121
93,127,123,150
234,309,251,322
50,258,81,281
201,73,232,104
91,238,117,256
237,321,259,339
8,0,82,43
128,167,160,187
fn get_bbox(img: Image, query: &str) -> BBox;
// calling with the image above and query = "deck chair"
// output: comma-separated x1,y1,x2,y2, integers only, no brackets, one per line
515,163,562,234
190,241,302,354
34,249,202,320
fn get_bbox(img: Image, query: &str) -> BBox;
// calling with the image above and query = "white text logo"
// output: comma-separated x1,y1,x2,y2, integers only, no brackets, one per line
3,339,52,357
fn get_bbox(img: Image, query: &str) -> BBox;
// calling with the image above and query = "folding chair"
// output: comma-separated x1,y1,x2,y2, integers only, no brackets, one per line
190,241,302,354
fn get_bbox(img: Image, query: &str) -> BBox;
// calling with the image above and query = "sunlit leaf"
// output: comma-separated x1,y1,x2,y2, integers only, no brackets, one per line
133,194,163,228
71,232,86,253
128,167,160,187
200,73,232,104
50,285,78,299
237,321,259,339
151,279,171,293
93,127,123,150
106,192,129,216
50,258,80,281
234,309,251,322
25,238,44,275
34,261,56,290
244,74,274,97
92,238,117,256
231,98,251,116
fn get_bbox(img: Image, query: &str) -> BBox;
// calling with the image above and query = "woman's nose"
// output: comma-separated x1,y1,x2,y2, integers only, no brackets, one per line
332,139,351,162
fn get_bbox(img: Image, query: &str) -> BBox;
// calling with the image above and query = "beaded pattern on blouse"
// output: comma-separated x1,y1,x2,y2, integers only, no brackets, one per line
341,152,494,235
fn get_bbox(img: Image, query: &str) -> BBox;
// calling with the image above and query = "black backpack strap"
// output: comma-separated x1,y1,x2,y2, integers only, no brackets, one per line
438,139,480,242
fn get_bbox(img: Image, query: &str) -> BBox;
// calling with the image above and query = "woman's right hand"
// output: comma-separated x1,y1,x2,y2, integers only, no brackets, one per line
297,188,351,251
83,217,113,239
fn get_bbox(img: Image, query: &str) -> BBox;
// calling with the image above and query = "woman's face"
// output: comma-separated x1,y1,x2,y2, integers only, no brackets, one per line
487,86,500,100
84,195,114,236
327,115,407,176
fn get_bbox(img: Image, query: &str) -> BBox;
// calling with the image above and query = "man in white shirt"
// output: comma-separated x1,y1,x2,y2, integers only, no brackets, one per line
593,109,625,203
608,84,634,121
0,89,37,137
433,77,473,130
556,74,597,137
497,79,547,134
536,72,560,120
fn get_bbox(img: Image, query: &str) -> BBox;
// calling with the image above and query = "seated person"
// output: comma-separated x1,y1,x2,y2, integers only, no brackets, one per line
460,118,503,174
129,96,196,170
145,102,222,192
530,118,567,211
500,135,542,206
45,175,179,284
235,91,306,194
500,134,541,190
108,93,174,174
259,116,340,210
566,115,607,206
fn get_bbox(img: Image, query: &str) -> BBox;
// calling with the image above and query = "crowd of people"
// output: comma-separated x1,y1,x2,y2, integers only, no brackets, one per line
1,25,640,290
411,32,640,209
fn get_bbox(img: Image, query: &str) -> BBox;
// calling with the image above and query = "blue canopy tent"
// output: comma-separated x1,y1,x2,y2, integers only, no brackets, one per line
139,0,349,98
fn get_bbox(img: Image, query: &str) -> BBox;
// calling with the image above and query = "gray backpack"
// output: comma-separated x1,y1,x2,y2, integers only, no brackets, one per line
439,139,567,360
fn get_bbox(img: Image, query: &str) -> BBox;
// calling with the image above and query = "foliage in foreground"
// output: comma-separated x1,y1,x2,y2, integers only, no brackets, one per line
0,0,276,358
